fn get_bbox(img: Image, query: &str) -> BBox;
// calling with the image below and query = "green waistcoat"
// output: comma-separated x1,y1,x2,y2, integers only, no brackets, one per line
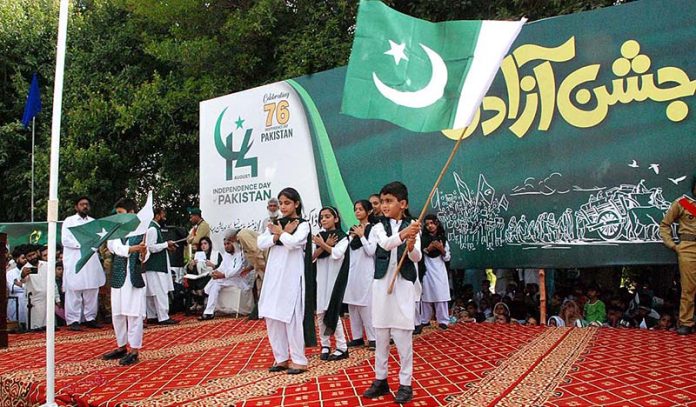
111,235,146,289
374,217,417,283
144,221,168,273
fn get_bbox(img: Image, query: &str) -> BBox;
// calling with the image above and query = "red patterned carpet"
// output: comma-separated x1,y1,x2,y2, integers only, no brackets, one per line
1,317,695,406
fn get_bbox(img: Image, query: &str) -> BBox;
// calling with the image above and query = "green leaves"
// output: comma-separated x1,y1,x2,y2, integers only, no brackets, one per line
0,0,624,224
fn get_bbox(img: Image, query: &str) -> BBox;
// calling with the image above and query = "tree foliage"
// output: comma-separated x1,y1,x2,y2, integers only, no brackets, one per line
0,0,625,224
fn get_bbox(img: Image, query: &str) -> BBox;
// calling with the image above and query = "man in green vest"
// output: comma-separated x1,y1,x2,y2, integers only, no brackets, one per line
145,207,178,325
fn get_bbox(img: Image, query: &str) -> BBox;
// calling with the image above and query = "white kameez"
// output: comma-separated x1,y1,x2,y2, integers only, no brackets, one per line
421,241,452,303
343,233,376,306
61,213,106,290
108,239,147,318
370,220,422,330
257,222,310,323
315,233,348,313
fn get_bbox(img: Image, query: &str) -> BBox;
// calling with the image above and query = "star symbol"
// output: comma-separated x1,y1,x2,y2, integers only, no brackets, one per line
96,228,108,239
384,40,408,65
235,116,245,129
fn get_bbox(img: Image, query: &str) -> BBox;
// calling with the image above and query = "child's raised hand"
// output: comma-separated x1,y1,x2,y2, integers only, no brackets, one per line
326,233,338,247
284,219,299,234
312,234,325,245
269,222,283,236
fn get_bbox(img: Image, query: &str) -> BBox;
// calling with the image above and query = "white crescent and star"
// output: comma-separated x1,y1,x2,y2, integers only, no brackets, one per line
372,40,448,109
96,228,108,239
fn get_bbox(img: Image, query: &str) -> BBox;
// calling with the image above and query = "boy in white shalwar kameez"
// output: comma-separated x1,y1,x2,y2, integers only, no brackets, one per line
363,182,421,405
102,198,149,366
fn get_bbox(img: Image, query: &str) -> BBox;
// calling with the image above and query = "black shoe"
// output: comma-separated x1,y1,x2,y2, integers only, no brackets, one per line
368,340,376,351
413,325,423,335
68,322,82,331
394,385,413,404
84,320,103,329
438,323,448,330
119,352,139,366
347,338,365,347
158,318,179,325
287,368,307,375
268,363,288,372
363,379,390,399
146,318,158,324
327,348,349,361
198,314,214,321
102,348,127,360
677,325,693,335
320,346,331,361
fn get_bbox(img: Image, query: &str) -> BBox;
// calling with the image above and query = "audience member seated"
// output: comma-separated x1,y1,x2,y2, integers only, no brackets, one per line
198,230,253,320
6,245,29,329
185,236,221,313
559,299,587,327
583,285,606,327
486,302,511,323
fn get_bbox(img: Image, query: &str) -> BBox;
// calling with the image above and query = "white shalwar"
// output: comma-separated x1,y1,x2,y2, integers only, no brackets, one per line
62,213,106,325
258,221,310,366
202,250,248,316
421,241,452,325
315,233,348,352
108,239,148,349
145,224,175,322
369,219,422,386
344,232,376,342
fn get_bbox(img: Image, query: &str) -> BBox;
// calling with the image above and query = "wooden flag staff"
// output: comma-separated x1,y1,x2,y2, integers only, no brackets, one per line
388,127,469,294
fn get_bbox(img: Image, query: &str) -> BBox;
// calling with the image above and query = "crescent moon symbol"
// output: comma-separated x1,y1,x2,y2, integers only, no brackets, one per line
372,43,448,109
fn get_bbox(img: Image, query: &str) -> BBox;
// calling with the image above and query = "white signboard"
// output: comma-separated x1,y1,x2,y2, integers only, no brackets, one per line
200,81,322,249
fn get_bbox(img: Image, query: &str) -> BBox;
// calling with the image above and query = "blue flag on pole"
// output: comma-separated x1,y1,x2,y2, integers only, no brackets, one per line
21,73,42,128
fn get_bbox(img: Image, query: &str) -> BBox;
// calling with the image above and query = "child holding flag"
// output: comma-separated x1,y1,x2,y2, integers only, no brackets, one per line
363,181,421,404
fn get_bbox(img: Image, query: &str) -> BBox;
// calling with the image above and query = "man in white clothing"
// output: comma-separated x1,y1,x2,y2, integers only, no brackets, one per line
144,207,177,325
6,246,29,328
23,245,61,330
198,229,252,320
61,196,106,331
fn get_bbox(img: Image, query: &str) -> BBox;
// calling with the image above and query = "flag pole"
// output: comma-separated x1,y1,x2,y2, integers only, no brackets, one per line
31,117,35,223
44,0,70,405
387,127,468,295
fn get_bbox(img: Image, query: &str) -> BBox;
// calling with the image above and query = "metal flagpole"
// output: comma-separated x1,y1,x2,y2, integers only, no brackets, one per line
44,0,70,405
31,117,35,222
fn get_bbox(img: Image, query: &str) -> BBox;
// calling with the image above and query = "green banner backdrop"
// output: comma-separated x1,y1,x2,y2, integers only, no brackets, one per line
0,222,63,249
290,0,695,268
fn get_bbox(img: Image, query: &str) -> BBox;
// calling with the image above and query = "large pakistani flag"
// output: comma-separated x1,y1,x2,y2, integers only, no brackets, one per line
341,0,525,132
70,192,154,272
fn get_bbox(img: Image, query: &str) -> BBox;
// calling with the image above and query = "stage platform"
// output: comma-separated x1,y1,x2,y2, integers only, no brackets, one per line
1,316,695,406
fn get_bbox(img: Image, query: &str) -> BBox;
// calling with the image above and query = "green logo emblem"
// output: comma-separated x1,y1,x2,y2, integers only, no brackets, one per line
29,229,42,244
214,107,258,181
